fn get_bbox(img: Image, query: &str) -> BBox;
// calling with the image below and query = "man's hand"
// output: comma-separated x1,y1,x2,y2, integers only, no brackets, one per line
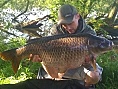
29,54,42,62
82,55,91,68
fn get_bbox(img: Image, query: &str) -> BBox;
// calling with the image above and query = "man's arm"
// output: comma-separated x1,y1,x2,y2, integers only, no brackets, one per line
63,65,102,85
82,25,97,36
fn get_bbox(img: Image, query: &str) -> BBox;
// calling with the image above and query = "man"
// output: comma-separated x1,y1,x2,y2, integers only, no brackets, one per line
0,4,103,89
35,4,103,89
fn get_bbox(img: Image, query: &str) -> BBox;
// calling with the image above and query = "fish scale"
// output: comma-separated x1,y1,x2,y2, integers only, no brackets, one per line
0,33,113,78
41,37,87,65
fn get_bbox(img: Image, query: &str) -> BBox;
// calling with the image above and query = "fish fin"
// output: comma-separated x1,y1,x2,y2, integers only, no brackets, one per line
0,49,17,61
92,59,97,71
29,54,42,62
11,57,21,73
90,55,97,71
0,49,21,73
42,64,58,78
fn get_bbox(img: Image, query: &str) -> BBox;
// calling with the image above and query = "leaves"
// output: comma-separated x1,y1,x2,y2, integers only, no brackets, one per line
0,0,118,39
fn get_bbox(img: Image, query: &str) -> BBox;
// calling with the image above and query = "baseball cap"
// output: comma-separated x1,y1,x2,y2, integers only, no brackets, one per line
58,4,78,24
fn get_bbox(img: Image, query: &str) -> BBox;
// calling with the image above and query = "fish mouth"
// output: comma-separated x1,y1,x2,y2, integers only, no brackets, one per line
107,41,114,50
107,40,114,50
98,39,114,52
99,39,114,48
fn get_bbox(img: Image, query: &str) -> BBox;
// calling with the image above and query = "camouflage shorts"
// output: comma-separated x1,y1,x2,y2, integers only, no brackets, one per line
63,63,103,82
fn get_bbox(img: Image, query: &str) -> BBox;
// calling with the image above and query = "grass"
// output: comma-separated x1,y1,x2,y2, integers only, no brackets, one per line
96,51,118,89
0,51,118,89
0,59,41,84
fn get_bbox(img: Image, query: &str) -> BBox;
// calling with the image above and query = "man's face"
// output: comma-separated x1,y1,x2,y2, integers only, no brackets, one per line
62,14,80,34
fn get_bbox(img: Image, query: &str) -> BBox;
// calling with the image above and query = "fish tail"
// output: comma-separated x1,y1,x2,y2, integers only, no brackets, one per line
0,49,21,73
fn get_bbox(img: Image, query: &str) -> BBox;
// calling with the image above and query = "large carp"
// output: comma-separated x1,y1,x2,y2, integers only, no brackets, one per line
0,33,113,78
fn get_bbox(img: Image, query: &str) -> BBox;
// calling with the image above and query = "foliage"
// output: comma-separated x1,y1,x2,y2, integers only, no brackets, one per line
0,59,41,84
0,0,117,39
0,37,26,52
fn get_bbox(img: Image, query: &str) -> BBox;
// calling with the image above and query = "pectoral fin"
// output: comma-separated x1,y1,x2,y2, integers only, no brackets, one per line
11,57,21,73
90,55,97,71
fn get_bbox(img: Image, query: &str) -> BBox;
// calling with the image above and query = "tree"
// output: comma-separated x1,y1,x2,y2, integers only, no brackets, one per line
0,0,118,46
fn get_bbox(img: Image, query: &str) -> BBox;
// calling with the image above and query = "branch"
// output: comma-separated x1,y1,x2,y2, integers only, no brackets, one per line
22,15,51,27
2,30,19,37
14,15,51,37
100,25,118,36
12,0,29,23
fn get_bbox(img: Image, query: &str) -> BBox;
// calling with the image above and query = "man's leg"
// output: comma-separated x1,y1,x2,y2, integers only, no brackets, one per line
0,79,53,89
0,79,86,89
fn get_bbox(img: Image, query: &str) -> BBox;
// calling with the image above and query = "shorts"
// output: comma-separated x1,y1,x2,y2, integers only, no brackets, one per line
37,63,103,84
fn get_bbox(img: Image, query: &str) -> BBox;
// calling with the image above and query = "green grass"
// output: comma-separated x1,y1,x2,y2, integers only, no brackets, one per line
0,59,41,84
0,51,118,89
96,51,118,89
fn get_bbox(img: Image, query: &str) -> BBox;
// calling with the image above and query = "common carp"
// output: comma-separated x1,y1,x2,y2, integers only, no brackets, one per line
0,33,113,78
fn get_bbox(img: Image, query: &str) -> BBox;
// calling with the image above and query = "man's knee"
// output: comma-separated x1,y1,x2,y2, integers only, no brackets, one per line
91,71,101,84
85,70,101,84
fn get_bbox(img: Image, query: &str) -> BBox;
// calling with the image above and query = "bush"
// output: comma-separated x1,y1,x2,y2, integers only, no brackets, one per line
0,59,41,84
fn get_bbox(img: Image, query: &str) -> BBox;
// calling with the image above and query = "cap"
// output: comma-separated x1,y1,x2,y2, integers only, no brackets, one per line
58,4,78,24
